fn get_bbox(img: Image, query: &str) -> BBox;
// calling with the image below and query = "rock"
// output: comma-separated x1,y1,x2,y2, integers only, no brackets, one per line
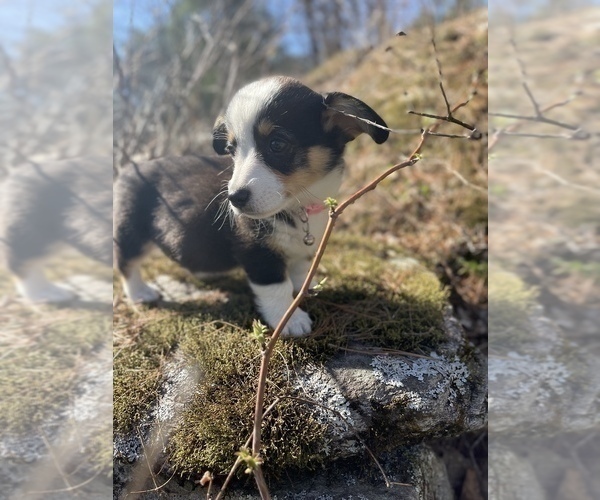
489,280,600,498
488,443,545,500
489,309,600,435
114,302,486,498
115,444,453,500
296,312,487,458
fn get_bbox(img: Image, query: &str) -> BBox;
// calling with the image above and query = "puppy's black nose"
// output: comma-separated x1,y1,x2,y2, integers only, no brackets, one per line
228,188,251,209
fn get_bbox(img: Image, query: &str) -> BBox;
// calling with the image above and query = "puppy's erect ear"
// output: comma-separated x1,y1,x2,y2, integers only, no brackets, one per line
212,115,229,155
322,92,389,144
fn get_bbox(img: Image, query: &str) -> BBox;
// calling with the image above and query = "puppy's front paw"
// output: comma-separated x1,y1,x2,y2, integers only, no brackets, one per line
250,280,313,337
20,282,77,304
281,307,313,337
127,284,162,304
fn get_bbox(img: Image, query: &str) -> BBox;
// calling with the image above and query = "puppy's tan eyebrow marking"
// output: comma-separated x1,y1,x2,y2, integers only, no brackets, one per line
257,119,274,137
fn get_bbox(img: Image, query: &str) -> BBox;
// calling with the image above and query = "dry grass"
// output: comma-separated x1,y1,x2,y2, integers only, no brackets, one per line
489,7,600,318
307,9,489,311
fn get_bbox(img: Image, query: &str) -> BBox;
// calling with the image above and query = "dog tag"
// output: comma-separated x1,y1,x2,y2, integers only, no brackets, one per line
303,233,315,246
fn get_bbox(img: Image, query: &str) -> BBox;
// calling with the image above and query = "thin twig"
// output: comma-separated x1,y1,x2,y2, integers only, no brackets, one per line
489,111,580,131
489,36,590,152
406,30,480,136
215,398,281,500
39,429,73,491
493,129,590,140
443,164,487,193
331,345,436,359
126,470,178,497
22,470,103,495
247,38,481,499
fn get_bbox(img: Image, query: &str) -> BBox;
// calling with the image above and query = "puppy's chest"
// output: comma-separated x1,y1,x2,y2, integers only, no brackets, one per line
268,212,327,261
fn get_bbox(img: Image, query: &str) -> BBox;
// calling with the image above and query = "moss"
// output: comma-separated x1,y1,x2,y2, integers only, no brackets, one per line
304,234,449,354
87,417,114,476
0,308,109,434
170,328,327,477
113,313,183,433
114,233,452,479
488,269,538,348
369,399,425,452
552,257,600,283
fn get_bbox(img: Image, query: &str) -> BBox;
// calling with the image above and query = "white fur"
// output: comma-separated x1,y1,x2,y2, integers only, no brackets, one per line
228,150,286,218
226,78,290,218
15,264,76,303
123,261,161,303
225,78,282,142
271,169,343,260
250,280,312,337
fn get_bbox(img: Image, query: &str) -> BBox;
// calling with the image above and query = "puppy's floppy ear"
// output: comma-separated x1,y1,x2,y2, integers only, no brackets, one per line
322,92,389,144
212,115,229,155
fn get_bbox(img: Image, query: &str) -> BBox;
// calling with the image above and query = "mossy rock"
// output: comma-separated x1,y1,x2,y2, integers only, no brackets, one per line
0,277,113,494
114,234,486,486
488,268,538,348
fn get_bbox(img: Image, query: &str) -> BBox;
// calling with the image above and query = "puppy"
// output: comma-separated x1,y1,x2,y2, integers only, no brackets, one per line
0,156,112,303
113,76,388,336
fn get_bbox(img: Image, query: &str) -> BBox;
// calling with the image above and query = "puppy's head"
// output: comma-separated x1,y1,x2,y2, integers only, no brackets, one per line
213,76,388,219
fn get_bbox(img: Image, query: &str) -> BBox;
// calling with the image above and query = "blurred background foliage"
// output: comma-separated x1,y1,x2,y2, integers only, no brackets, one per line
0,1,111,173
112,0,485,164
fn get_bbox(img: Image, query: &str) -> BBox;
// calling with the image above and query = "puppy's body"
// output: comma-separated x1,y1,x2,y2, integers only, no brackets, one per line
0,157,112,303
114,76,388,335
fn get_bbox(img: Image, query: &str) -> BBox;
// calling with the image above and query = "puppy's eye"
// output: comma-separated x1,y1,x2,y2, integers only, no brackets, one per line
269,139,287,153
225,143,236,155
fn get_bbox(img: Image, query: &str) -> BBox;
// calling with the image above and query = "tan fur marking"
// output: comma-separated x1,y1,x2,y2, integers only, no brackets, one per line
307,146,332,170
278,146,331,196
257,119,274,137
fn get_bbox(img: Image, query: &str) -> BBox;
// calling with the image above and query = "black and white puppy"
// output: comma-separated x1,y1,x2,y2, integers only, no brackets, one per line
0,157,112,303
114,76,388,336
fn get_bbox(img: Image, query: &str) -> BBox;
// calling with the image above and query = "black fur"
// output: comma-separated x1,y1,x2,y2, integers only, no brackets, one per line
115,77,389,333
0,157,112,278
113,155,287,285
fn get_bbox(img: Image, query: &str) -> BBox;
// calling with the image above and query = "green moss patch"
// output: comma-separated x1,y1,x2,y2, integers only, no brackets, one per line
302,235,448,351
488,269,538,348
0,307,109,434
0,285,112,476
171,328,326,476
114,234,450,478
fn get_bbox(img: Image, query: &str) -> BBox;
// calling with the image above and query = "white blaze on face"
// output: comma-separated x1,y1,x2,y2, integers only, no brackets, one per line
226,78,289,218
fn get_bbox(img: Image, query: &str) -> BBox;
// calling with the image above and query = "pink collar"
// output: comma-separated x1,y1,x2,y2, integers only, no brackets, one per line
304,203,326,215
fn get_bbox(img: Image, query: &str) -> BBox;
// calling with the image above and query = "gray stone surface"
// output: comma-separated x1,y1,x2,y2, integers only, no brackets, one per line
296,313,487,459
489,309,600,435
488,443,545,500
115,444,453,500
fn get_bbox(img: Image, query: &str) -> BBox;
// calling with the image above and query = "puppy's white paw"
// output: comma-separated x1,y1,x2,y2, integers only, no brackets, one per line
20,282,77,304
250,280,313,337
123,267,162,304
280,307,313,337
128,284,162,304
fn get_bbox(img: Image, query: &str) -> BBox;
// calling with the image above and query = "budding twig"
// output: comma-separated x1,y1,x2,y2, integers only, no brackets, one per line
219,31,483,500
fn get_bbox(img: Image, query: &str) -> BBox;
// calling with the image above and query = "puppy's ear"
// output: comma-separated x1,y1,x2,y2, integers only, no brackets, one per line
322,92,389,144
212,115,229,155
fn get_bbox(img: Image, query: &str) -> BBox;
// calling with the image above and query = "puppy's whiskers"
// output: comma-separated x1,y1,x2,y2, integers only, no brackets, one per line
205,186,228,211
